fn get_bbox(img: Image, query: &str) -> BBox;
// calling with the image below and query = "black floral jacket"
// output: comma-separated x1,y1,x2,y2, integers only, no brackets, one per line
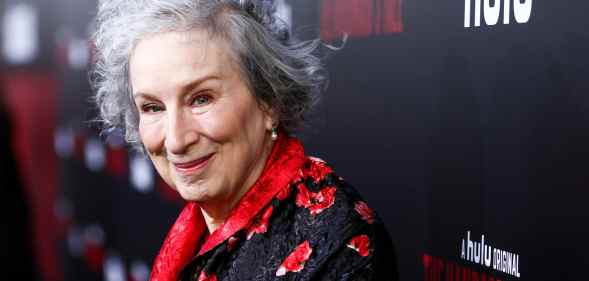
150,135,399,281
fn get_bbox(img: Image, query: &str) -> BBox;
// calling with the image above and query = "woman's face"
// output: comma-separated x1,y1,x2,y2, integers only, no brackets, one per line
129,29,274,205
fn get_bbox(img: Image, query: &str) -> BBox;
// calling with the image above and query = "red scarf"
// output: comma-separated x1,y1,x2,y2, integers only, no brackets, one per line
150,135,306,281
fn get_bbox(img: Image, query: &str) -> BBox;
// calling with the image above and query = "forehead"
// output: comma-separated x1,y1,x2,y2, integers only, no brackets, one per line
129,29,239,94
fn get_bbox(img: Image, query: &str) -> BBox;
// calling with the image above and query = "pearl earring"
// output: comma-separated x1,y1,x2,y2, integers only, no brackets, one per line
271,126,278,141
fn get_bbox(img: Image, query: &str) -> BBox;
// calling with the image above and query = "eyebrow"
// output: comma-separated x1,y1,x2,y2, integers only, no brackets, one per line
132,74,220,98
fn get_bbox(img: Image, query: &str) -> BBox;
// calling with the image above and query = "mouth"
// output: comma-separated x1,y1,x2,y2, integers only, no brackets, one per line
172,153,214,175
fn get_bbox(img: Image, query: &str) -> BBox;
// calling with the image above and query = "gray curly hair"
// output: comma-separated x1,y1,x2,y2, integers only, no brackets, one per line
91,0,327,145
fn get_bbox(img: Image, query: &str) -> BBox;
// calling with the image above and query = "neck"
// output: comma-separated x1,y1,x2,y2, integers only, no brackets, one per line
199,136,276,233
200,208,227,234
199,191,248,233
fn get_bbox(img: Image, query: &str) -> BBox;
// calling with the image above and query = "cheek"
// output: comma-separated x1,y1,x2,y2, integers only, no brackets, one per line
198,108,241,142
139,121,174,187
139,120,164,151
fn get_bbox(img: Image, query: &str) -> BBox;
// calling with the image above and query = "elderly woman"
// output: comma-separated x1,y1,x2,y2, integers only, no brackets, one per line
92,0,398,280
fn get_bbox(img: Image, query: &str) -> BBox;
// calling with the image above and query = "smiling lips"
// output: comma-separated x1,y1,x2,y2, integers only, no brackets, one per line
173,153,214,175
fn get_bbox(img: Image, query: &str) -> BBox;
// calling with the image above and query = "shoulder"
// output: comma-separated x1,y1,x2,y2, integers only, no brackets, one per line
294,156,374,227
295,156,379,225
270,156,399,280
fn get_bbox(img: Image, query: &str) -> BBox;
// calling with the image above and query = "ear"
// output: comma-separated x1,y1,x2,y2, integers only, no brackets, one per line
259,101,277,131
263,106,276,131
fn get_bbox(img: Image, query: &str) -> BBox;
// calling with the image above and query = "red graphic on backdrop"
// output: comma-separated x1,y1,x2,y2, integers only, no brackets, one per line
423,254,504,281
106,146,128,177
320,0,403,41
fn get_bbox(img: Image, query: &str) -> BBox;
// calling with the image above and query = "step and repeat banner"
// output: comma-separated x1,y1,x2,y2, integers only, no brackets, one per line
294,1,589,281
1,0,587,281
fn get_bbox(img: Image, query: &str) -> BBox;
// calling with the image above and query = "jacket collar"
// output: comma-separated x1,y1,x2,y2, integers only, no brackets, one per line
150,134,306,281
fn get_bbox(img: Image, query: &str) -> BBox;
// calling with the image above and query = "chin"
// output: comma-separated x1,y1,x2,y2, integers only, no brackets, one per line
177,191,207,202
176,183,211,202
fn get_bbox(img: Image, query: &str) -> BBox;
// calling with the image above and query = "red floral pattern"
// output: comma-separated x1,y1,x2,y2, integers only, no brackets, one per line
307,157,333,182
246,205,274,240
347,234,371,257
354,201,375,224
197,271,217,281
276,240,313,276
227,236,239,252
295,184,337,216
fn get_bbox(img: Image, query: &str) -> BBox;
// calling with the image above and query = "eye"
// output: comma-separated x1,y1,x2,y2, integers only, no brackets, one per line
191,94,212,107
141,103,164,113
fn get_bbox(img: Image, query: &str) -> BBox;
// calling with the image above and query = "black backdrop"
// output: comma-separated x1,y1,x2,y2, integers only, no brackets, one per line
1,0,588,281
297,1,589,280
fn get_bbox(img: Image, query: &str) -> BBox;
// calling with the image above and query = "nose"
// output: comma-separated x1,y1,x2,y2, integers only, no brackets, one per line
164,108,199,155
